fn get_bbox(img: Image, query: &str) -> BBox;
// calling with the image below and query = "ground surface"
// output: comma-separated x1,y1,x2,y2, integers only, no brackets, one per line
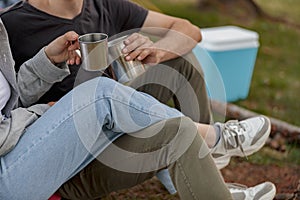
222,159,300,200
103,157,300,200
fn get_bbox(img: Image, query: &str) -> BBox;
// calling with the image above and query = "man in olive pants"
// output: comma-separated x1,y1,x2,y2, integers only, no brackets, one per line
58,117,231,200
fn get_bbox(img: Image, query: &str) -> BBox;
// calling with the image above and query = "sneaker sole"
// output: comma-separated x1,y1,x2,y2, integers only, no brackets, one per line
257,182,276,200
215,155,230,169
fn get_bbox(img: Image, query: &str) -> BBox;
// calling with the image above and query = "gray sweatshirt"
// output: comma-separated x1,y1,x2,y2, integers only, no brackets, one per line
0,19,71,156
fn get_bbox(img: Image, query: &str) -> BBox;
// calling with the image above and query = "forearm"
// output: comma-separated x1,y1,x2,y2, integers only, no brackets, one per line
141,11,202,63
153,19,201,62
17,48,70,107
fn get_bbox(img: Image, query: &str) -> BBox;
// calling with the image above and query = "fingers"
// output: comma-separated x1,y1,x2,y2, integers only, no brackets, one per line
45,31,81,64
122,33,154,61
65,32,80,64
54,31,79,51
66,33,80,51
64,31,79,45
67,50,81,65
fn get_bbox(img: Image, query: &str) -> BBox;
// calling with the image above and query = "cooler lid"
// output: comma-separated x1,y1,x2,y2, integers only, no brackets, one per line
199,26,259,51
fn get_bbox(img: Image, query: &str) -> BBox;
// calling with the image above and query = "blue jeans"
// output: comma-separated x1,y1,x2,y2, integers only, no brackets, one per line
0,77,183,199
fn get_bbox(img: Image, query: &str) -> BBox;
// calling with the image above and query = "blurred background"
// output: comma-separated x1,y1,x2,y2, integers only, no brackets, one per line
133,0,300,127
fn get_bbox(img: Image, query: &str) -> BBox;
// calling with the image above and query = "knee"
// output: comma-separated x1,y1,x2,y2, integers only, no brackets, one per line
94,77,120,97
177,116,197,133
165,116,198,140
97,77,118,89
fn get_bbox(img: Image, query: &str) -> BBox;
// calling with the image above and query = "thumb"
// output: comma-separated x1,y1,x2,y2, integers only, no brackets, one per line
64,31,80,50
63,31,79,43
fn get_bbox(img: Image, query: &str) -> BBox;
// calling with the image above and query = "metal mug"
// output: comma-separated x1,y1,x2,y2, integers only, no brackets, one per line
78,33,108,71
108,35,146,82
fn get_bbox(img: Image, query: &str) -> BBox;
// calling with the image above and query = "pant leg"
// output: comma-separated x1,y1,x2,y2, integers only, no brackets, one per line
59,117,232,200
129,52,213,124
128,52,213,193
0,77,183,200
59,53,214,197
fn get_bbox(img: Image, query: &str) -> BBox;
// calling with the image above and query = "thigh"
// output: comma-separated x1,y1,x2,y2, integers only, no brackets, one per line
0,78,124,199
58,117,190,200
129,53,212,124
0,77,184,199
0,100,96,199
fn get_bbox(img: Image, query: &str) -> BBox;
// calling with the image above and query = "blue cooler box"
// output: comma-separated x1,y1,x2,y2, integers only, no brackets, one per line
194,26,259,102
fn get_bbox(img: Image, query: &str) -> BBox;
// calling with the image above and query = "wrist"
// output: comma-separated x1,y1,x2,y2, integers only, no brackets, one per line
155,49,166,62
44,46,56,64
44,46,65,67
152,41,179,63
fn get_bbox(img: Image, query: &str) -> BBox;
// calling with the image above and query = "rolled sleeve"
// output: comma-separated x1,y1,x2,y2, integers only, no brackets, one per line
29,47,70,83
18,47,71,106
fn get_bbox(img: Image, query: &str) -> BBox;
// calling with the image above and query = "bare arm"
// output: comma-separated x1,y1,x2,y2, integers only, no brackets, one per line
123,11,202,64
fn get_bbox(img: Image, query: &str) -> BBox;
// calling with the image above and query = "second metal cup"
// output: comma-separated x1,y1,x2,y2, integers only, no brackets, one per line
108,35,146,82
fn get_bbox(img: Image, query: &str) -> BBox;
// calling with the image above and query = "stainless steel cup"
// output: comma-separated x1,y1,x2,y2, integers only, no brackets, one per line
78,33,108,71
108,35,146,82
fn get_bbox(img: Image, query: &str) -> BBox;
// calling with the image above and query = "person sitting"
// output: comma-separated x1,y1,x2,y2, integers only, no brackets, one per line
0,19,276,200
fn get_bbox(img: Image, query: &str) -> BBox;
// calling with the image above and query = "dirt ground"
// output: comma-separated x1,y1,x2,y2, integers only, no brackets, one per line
222,159,300,200
105,159,300,200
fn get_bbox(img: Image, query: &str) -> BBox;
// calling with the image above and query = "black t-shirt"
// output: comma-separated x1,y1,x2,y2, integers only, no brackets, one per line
0,0,148,103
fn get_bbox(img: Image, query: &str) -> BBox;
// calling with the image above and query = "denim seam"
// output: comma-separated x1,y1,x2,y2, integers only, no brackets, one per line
177,162,198,200
94,94,175,119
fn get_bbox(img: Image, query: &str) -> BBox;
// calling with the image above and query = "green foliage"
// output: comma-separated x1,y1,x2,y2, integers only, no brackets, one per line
238,20,300,124
255,0,300,24
247,145,300,166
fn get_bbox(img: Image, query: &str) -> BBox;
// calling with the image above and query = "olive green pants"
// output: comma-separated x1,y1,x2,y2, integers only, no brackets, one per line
58,55,216,199
129,52,212,124
58,117,232,200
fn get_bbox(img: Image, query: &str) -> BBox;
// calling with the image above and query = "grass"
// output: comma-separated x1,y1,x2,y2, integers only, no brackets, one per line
255,0,300,24
132,0,300,127
247,145,300,166
239,20,300,125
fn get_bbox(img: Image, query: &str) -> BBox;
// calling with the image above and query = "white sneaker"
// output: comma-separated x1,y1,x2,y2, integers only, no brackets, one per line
212,116,271,169
228,182,276,200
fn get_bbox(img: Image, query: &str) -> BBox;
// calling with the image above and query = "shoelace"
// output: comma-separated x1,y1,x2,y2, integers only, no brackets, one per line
220,120,247,157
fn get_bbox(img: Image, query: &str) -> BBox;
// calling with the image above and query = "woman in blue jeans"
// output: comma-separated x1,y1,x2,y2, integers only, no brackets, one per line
0,20,275,200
